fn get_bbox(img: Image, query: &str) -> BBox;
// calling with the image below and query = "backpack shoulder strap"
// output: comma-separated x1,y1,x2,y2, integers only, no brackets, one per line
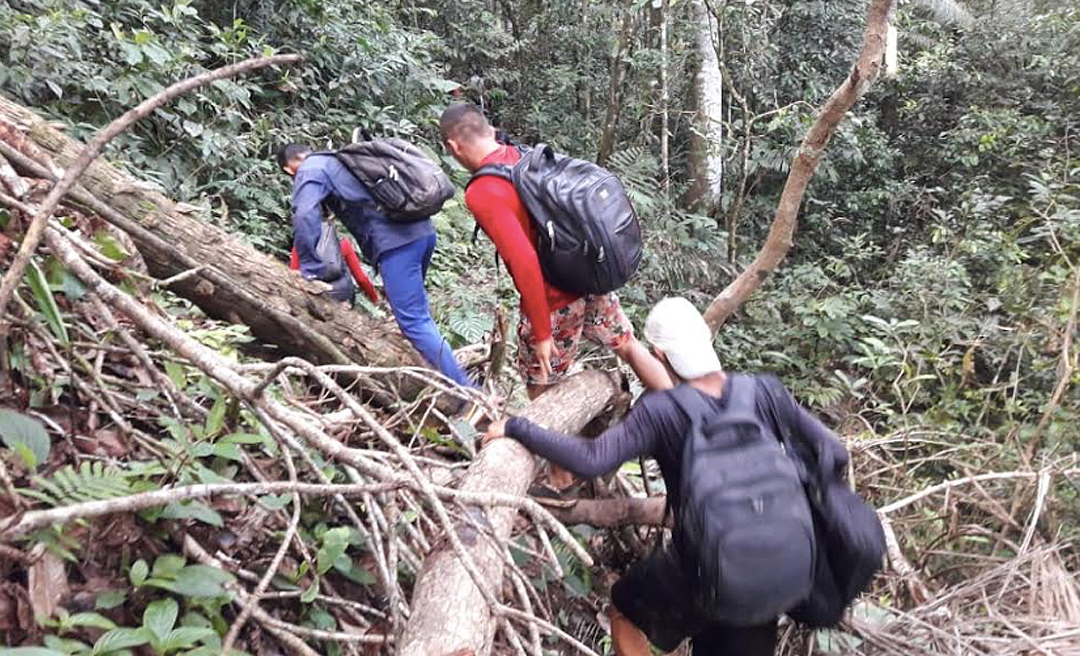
667,384,712,425
465,162,514,191
722,374,757,417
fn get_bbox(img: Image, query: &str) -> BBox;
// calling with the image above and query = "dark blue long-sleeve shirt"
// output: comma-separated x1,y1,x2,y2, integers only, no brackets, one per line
291,154,434,276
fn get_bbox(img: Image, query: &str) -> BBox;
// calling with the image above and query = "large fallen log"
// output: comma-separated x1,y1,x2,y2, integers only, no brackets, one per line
398,370,619,656
0,94,422,372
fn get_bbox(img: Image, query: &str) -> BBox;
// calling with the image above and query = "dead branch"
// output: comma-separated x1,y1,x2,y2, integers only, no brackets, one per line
547,496,668,527
0,481,403,539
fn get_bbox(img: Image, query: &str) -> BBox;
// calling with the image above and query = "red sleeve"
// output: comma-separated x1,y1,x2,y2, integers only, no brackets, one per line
340,239,379,303
290,247,299,270
465,178,552,341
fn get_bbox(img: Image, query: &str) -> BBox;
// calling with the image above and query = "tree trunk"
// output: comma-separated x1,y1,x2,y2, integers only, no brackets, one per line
548,496,668,528
682,0,724,215
398,370,620,656
658,0,671,197
702,0,895,333
596,10,636,166
0,95,424,373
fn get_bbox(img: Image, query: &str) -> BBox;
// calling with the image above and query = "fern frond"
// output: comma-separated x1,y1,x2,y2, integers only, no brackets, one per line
23,462,154,507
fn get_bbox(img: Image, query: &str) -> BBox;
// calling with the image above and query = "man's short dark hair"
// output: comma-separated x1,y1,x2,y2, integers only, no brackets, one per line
439,103,492,143
275,143,311,170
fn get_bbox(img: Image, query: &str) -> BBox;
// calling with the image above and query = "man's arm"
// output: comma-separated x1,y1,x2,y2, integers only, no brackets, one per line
291,167,331,280
465,179,552,341
503,394,664,478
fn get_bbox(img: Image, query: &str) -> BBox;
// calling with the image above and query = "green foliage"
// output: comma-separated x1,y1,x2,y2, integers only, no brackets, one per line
20,462,158,507
0,0,456,251
0,409,51,470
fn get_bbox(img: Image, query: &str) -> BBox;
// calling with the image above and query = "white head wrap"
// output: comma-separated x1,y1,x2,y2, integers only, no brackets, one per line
643,297,723,380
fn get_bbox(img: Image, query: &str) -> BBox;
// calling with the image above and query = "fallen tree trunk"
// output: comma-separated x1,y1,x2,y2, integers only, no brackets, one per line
398,370,619,656
0,95,423,372
548,496,668,528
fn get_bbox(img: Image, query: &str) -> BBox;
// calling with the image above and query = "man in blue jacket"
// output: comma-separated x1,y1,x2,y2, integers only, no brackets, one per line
276,143,475,388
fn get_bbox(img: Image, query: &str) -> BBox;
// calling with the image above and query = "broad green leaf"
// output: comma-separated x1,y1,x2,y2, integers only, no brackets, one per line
43,635,91,654
129,559,149,586
160,627,215,652
257,493,293,510
143,598,178,642
91,627,150,655
0,649,67,656
91,231,128,262
151,554,187,579
333,558,376,586
45,257,87,301
164,362,187,390
160,501,223,527
95,590,127,610
210,442,242,461
317,527,351,575
204,396,226,437
66,612,117,631
154,565,233,598
0,409,50,470
300,578,319,604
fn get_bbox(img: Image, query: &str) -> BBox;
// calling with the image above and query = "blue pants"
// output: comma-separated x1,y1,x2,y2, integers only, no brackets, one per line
378,234,476,388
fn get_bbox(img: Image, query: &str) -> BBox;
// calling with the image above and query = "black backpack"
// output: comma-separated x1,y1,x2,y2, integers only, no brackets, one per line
466,144,643,295
756,376,886,628
333,138,455,222
670,377,817,625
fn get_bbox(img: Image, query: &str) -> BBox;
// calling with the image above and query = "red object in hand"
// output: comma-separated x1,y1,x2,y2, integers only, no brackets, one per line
290,241,379,303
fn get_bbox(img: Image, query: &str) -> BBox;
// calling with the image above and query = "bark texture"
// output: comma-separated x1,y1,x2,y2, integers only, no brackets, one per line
596,9,636,167
683,0,724,214
398,370,620,656
702,0,895,332
0,95,423,371
548,496,668,528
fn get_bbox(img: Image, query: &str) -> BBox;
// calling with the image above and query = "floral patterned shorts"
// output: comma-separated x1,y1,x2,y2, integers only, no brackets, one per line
517,293,634,386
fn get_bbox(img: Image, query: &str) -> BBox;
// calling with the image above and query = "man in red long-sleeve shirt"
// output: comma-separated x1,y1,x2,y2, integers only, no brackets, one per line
440,103,671,492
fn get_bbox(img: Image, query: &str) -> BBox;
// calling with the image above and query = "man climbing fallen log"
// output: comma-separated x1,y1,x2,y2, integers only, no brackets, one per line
277,142,477,389
485,297,885,655
439,103,673,493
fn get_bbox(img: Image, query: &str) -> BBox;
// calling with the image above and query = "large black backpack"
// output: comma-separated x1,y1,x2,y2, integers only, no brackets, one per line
466,144,643,295
756,376,886,628
333,138,454,222
670,377,816,625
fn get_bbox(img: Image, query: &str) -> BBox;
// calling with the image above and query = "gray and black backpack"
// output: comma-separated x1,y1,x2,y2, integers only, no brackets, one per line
466,144,643,296
670,376,817,625
333,138,454,222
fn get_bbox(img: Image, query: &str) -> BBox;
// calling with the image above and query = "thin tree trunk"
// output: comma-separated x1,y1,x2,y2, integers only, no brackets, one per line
0,96,424,375
702,0,896,333
398,370,620,656
597,10,636,166
659,0,671,197
682,0,724,214
885,20,898,78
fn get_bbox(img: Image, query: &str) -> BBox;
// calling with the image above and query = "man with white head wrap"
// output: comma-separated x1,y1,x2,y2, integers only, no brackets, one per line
484,297,834,655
